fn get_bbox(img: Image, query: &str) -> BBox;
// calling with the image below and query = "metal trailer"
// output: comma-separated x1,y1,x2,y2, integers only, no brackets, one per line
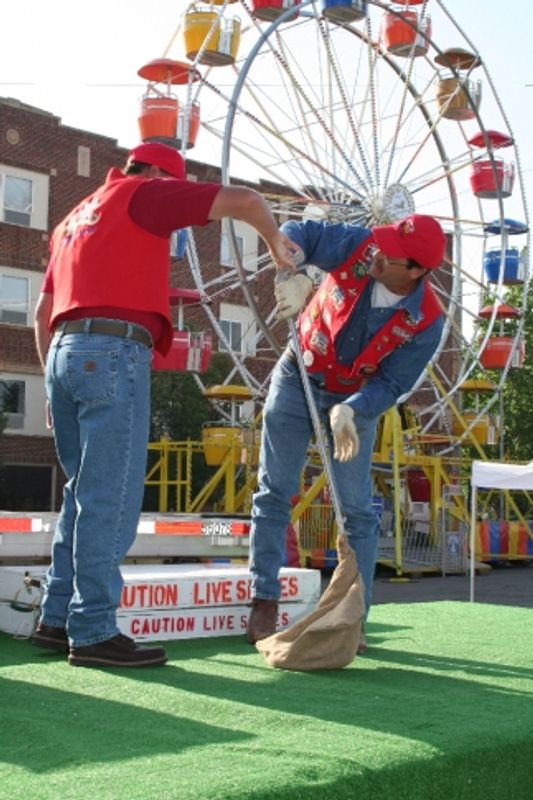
0,511,250,564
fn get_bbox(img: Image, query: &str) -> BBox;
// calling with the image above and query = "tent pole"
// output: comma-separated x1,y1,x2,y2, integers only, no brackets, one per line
469,480,477,602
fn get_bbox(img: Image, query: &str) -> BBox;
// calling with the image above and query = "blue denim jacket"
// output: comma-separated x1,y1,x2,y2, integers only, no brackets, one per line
281,219,444,419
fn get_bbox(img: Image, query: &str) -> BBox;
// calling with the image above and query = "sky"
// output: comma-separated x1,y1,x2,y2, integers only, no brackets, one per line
2,0,532,212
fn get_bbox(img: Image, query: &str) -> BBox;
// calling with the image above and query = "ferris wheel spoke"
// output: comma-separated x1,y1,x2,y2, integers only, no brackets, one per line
269,27,372,196
380,21,431,188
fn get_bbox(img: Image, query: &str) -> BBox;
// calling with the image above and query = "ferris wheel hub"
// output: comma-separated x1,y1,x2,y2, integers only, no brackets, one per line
366,184,416,225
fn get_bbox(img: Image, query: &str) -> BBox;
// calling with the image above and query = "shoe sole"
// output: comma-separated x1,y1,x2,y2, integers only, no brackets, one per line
30,637,69,654
68,655,167,668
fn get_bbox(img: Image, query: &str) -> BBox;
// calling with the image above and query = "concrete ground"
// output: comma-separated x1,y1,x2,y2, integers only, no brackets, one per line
372,560,533,609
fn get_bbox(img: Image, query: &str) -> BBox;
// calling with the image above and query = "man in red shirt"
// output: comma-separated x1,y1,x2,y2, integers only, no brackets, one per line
32,141,296,669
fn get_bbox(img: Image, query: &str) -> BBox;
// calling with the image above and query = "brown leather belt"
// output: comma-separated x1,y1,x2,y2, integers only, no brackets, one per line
54,318,153,348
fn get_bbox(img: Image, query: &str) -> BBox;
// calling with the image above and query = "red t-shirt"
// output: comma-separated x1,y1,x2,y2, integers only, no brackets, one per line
43,176,221,342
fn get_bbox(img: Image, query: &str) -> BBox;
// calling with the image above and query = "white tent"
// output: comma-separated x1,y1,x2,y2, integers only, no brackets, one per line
470,460,533,600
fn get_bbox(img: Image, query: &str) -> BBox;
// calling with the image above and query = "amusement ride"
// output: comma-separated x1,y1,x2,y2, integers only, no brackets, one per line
136,0,531,573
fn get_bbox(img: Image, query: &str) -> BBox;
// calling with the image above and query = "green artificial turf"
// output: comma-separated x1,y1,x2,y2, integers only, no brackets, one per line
1,601,533,800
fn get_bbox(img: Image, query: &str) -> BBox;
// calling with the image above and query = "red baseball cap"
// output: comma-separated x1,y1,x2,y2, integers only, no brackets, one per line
127,142,185,179
373,214,446,270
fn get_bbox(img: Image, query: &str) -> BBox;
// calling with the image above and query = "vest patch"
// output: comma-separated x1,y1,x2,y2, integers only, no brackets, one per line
391,325,413,341
328,285,345,309
352,260,368,278
310,329,329,356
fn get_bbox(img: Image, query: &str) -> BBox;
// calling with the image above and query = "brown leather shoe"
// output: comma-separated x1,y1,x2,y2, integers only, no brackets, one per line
30,623,69,654
69,633,167,668
246,599,278,644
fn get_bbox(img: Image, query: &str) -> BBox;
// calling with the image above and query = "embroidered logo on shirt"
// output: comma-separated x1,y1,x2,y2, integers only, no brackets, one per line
63,196,102,242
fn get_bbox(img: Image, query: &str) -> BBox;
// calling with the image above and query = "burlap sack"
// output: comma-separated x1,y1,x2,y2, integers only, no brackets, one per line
256,535,365,670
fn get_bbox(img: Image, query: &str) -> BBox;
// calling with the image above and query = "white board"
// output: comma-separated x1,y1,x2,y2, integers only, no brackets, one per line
0,563,321,641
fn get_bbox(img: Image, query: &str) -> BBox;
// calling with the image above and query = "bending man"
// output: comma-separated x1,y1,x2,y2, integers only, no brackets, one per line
246,214,446,648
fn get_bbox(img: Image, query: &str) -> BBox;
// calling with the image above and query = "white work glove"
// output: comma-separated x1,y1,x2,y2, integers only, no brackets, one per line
329,404,359,462
274,273,313,321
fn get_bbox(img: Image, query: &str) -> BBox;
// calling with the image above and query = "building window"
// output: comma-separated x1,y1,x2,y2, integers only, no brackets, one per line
0,165,49,230
0,274,28,325
77,145,91,178
0,379,25,430
219,319,243,353
2,174,32,226
220,232,245,267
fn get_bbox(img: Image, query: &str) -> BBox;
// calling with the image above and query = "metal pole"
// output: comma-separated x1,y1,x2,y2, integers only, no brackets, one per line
287,318,346,537
469,480,477,602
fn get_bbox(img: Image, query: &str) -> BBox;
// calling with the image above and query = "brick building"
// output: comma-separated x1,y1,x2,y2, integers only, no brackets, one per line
0,96,458,514
0,96,273,511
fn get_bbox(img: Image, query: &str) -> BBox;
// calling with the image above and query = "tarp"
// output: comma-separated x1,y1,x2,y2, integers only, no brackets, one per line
472,460,533,490
469,459,533,600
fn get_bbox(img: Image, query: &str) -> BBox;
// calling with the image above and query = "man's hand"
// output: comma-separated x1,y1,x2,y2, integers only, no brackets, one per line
329,404,359,462
275,273,313,320
267,231,302,272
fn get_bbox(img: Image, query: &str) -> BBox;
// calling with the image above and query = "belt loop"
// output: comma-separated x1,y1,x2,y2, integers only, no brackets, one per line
126,322,133,341
83,318,92,334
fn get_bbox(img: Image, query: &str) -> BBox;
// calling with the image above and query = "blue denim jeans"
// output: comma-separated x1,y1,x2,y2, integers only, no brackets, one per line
41,331,151,647
249,354,379,615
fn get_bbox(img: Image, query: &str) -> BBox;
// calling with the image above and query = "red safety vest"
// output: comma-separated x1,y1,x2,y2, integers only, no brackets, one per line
297,236,443,393
49,169,173,353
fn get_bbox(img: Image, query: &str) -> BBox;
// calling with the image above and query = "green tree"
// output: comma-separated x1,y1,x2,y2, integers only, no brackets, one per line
149,351,235,441
472,279,533,462
499,284,533,461
145,352,240,510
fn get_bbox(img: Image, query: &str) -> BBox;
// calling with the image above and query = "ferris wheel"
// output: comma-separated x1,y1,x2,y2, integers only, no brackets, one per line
143,0,529,455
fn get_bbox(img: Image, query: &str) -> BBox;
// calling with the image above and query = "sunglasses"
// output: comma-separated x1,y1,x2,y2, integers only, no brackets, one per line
369,246,420,270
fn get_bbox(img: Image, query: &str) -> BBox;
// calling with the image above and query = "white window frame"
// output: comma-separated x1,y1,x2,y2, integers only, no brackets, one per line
1,372,51,437
219,318,243,354
220,231,245,268
0,273,29,325
219,302,257,357
220,219,259,272
3,174,32,225
0,164,49,230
